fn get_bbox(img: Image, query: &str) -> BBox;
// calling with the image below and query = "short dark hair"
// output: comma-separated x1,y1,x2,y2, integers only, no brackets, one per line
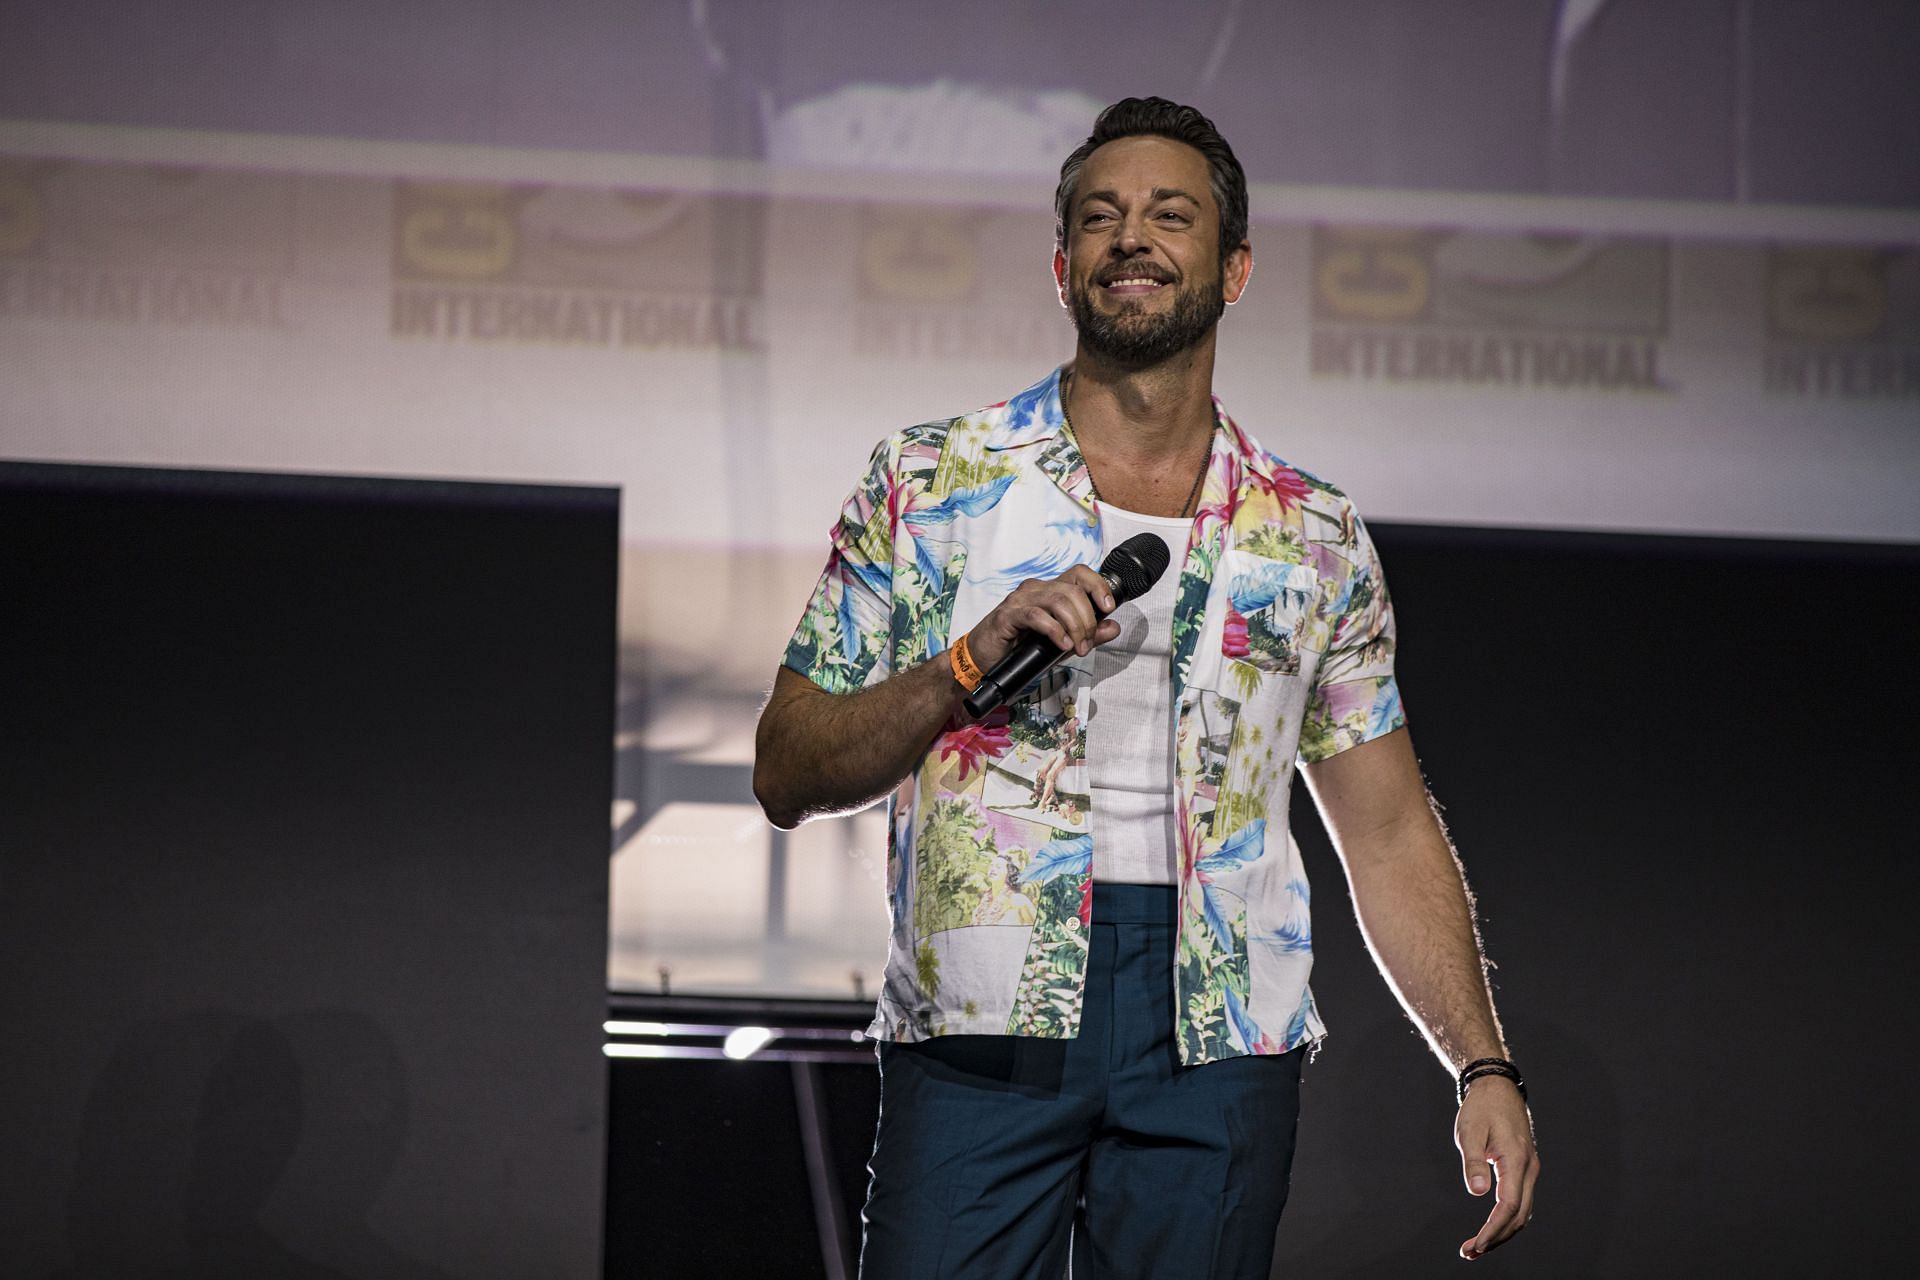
1054,97,1249,262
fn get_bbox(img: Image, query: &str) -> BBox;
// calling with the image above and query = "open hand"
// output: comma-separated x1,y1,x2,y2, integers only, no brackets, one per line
1454,1076,1538,1259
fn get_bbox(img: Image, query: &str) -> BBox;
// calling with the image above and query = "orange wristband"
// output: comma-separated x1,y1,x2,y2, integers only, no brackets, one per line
949,632,985,690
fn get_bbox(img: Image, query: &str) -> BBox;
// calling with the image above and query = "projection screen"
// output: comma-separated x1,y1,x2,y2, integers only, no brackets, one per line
4,0,1916,1000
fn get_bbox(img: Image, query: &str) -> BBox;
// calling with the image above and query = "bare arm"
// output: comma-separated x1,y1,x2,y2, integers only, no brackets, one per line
1301,725,1537,1260
753,660,963,829
753,566,1121,830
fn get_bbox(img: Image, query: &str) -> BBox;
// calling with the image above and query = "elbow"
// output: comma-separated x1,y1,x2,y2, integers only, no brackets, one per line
752,763,803,831
752,711,803,830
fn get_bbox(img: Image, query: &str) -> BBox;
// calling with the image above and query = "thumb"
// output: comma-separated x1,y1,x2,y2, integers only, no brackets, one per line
1459,1122,1492,1196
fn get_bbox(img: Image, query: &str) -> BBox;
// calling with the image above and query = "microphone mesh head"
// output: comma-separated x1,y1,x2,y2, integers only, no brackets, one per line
1100,532,1172,603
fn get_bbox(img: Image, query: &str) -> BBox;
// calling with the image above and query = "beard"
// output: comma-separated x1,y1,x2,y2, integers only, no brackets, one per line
1069,264,1227,368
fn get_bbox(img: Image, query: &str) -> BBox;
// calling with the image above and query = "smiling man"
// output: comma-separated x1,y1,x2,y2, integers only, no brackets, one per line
755,97,1538,1278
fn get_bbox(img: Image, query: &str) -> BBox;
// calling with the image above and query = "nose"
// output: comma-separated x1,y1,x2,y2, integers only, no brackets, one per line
1110,211,1152,257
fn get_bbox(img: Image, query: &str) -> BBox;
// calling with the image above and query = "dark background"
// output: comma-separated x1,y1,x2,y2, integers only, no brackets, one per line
606,522,1919,1277
0,463,619,1279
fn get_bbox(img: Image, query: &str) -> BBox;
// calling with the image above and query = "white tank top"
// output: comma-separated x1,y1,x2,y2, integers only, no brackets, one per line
1086,503,1192,885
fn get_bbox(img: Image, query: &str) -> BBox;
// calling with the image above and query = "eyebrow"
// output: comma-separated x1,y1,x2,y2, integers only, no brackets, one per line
1078,187,1203,210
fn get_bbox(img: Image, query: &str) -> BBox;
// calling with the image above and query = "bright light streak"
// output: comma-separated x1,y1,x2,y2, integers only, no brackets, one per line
722,1026,775,1060
603,1020,671,1037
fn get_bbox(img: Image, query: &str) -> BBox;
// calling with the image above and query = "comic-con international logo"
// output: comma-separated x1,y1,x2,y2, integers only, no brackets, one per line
851,204,1068,364
1763,245,1919,399
389,183,761,351
0,158,295,330
1310,227,1671,392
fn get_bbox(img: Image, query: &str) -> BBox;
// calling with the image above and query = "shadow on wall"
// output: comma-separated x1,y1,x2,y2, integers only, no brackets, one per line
56,1010,451,1280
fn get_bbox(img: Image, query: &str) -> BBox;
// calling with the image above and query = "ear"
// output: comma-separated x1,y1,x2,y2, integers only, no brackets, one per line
1223,240,1253,306
1052,246,1070,307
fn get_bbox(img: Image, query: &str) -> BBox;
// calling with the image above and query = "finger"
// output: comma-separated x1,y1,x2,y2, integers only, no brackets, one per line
1459,1135,1490,1198
1508,1148,1539,1245
1060,565,1117,613
1030,587,1104,651
1485,1141,1540,1254
987,582,1075,657
1036,585,1101,654
972,584,1048,662
1092,619,1121,647
1455,1104,1492,1197
991,570,1114,658
1007,602,1078,655
1462,1195,1515,1259
1465,1153,1527,1258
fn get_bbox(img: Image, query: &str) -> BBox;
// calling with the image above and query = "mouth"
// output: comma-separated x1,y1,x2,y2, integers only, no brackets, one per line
1098,270,1173,295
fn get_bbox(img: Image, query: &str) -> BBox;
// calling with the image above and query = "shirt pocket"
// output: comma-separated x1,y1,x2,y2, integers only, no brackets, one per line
1218,553,1319,678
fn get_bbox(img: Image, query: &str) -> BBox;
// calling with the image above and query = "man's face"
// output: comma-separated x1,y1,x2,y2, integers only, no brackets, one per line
1055,135,1250,367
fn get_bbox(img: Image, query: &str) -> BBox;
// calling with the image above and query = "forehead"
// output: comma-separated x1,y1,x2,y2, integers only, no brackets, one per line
1073,135,1214,211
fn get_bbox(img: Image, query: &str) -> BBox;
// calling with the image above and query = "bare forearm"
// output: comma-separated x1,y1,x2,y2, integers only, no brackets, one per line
1343,812,1507,1071
1304,731,1535,1256
1304,730,1507,1073
757,564,1121,830
752,659,964,829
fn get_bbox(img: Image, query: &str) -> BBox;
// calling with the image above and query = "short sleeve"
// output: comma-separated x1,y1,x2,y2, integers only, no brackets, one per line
781,438,898,696
1298,503,1405,763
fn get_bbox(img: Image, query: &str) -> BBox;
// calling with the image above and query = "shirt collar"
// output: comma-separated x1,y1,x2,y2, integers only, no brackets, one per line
983,365,1282,489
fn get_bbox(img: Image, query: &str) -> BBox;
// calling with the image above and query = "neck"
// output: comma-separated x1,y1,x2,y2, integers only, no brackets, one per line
1063,334,1217,465
1061,335,1220,518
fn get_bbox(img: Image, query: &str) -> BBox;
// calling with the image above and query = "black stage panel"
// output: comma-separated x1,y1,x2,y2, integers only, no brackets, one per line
0,462,617,1279
1278,522,1917,1275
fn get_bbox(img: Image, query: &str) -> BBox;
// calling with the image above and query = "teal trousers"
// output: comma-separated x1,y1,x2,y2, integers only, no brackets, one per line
861,883,1305,1280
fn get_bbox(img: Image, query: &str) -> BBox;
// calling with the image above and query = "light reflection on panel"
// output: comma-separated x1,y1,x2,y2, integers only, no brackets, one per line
609,801,890,1001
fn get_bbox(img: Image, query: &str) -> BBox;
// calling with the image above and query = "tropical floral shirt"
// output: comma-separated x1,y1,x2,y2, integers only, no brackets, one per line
782,368,1404,1064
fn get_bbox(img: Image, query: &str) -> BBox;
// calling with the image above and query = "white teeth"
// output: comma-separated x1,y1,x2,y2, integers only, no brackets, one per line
1106,278,1164,287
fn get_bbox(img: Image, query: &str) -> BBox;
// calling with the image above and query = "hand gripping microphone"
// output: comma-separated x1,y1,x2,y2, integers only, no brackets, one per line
961,532,1172,719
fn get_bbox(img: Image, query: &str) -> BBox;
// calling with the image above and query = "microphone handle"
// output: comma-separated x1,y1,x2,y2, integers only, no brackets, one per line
960,570,1119,719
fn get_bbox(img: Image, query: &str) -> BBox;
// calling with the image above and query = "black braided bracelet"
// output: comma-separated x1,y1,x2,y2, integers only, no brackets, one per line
1457,1057,1527,1105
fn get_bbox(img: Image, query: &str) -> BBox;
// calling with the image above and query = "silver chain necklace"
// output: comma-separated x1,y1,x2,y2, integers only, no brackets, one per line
1060,377,1211,518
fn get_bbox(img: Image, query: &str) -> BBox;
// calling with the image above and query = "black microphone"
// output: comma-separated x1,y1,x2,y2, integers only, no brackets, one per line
961,532,1172,719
